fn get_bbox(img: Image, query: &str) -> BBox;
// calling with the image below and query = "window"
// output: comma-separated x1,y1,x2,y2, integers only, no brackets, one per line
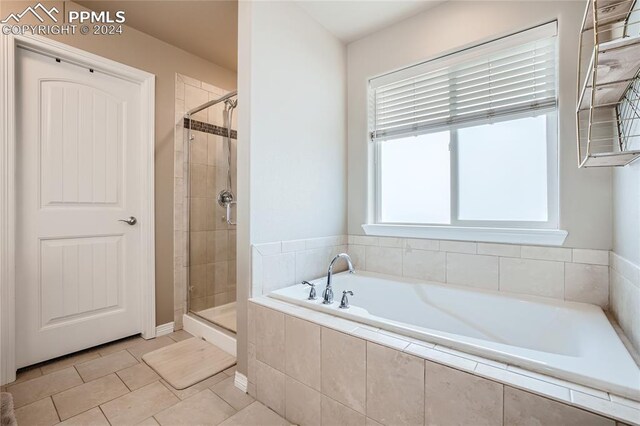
370,22,559,235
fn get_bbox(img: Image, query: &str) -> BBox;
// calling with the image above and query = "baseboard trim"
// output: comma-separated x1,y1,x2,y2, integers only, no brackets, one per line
234,371,248,393
155,322,174,337
182,314,236,356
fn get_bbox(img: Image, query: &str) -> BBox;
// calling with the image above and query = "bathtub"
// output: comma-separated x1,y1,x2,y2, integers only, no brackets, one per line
269,271,640,401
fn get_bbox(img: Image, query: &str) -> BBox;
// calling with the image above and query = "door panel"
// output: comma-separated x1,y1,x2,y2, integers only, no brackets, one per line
40,236,123,327
16,47,143,368
40,81,123,206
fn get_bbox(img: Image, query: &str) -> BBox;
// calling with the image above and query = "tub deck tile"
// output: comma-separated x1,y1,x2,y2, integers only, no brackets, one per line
248,297,640,425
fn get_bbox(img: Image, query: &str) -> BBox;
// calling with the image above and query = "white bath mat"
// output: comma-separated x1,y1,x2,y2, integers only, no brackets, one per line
143,337,235,389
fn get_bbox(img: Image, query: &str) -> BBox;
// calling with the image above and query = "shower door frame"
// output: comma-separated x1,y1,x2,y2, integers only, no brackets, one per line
184,94,237,333
0,32,157,385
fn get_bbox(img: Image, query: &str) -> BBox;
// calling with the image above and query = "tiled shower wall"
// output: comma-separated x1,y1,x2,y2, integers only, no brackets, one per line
174,74,237,328
252,235,610,307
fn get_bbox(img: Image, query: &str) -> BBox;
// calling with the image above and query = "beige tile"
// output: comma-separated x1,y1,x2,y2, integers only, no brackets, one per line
475,364,570,402
100,381,179,425
572,249,609,266
425,361,502,426
262,252,296,293
403,238,439,251
610,269,640,353
366,342,424,425
137,418,160,426
285,377,321,426
504,387,614,426
521,245,572,262
127,336,175,361
439,240,476,254
321,395,365,426
218,401,287,426
14,397,59,426
376,236,403,248
58,407,110,426
285,315,321,390
402,249,446,282
248,343,256,384
117,363,160,391
190,134,208,166
348,245,366,270
161,372,228,400
210,376,255,411
321,328,366,414
7,367,83,408
256,360,285,417
155,389,235,426
365,246,402,275
190,230,208,265
76,350,139,382
499,257,564,298
247,381,256,399
223,365,237,376
11,366,42,385
477,243,521,258
255,305,285,372
565,263,609,306
446,253,499,290
365,418,383,426
352,327,409,351
40,350,101,375
97,336,145,356
53,373,129,420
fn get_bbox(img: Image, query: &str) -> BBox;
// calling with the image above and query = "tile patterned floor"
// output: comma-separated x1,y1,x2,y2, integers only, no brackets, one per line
2,331,288,426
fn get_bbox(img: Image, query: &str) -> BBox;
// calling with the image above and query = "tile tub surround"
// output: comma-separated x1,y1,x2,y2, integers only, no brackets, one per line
174,73,238,327
248,298,640,426
252,236,349,296
270,271,640,401
253,235,611,307
610,252,640,354
348,235,611,307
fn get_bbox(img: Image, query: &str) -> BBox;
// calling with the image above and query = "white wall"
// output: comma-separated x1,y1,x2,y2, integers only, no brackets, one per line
246,1,347,245
236,0,347,377
611,141,640,354
613,143,640,265
347,0,612,250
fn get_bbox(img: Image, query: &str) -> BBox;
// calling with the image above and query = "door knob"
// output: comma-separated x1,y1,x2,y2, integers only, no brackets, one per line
118,216,137,225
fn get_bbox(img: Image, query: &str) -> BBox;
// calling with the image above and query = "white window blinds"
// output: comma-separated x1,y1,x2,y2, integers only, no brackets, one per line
370,22,557,141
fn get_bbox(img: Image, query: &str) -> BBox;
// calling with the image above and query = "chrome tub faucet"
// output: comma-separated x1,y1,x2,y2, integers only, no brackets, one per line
322,253,355,304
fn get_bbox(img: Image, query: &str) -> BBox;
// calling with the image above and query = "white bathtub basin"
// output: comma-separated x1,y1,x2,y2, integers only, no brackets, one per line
269,271,640,401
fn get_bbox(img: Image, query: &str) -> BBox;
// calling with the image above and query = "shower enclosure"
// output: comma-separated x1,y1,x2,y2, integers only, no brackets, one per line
182,85,238,333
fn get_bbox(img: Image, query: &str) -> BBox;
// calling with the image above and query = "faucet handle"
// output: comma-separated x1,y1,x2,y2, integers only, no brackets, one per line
302,281,317,300
339,290,354,309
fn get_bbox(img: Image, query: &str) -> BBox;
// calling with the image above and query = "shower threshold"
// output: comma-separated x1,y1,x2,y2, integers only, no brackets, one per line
193,302,237,334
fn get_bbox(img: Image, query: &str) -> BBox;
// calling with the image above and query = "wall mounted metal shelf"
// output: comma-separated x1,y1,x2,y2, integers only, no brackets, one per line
577,0,640,167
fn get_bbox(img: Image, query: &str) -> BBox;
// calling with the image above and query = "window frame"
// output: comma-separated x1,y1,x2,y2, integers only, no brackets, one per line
372,110,559,230
367,23,564,244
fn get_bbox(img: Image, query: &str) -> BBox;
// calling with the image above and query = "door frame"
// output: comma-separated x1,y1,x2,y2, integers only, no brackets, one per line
0,32,156,385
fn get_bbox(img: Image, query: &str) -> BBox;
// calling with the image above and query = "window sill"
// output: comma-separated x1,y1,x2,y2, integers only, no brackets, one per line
362,224,568,246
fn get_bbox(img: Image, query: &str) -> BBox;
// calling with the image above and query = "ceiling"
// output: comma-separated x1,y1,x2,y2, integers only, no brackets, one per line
76,0,238,71
75,1,443,71
295,1,444,43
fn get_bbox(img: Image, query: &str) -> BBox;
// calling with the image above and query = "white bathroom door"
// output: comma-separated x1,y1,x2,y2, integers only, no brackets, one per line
15,47,144,368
